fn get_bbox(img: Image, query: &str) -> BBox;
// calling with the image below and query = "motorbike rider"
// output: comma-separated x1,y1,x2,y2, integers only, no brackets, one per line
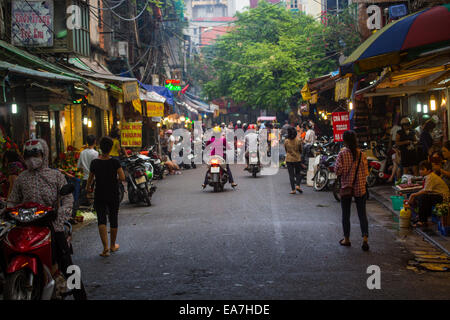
202,127,237,189
7,139,87,300
244,124,259,171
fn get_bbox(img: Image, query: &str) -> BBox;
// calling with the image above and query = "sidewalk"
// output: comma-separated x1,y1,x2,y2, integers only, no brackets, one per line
370,185,450,256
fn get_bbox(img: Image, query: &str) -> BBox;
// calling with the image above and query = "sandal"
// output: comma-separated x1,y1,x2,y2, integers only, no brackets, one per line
339,239,351,246
231,183,237,188
362,241,369,252
290,190,296,194
296,186,303,194
99,249,110,257
110,244,120,253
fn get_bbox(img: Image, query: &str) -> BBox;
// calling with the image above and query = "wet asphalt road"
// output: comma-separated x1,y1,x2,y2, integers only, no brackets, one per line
72,165,450,300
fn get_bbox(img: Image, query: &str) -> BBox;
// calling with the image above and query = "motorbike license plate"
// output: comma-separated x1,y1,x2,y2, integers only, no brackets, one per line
328,172,337,180
187,154,194,160
211,166,220,173
136,176,146,184
250,156,258,164
154,159,161,164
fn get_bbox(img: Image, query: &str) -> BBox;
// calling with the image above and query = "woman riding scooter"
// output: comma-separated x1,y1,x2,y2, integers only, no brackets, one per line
202,127,237,189
7,139,87,300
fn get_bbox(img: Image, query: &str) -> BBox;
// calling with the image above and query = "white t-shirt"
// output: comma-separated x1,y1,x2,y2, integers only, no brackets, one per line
245,132,259,153
77,148,99,180
168,135,175,151
304,129,316,145
390,125,401,142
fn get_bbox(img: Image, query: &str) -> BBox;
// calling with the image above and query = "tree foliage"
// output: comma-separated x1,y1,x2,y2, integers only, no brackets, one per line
195,1,362,111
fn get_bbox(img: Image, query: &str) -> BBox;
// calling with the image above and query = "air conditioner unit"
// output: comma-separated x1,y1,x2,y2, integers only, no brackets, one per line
118,41,129,57
389,4,408,20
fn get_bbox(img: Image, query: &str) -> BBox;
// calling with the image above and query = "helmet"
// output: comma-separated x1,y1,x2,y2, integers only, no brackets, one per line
237,120,242,125
400,117,411,125
166,129,173,134
213,126,221,133
248,124,256,130
23,139,45,159
220,123,226,127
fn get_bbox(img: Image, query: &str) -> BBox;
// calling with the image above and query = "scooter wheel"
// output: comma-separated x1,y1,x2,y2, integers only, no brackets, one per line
4,269,40,300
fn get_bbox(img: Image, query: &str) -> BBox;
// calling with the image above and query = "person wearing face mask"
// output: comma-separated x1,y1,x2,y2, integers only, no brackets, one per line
396,117,418,176
7,139,87,300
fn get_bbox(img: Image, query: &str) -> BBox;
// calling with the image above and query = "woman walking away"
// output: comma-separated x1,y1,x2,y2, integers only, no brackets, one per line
86,137,126,257
335,130,370,251
284,126,303,194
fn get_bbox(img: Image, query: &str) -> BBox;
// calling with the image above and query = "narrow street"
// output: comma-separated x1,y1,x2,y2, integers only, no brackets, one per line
73,165,450,300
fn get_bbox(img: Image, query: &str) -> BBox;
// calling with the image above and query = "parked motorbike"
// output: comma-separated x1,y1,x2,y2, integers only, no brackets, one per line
365,143,392,187
176,140,196,169
1,184,84,300
205,156,229,192
122,155,156,206
313,153,338,191
142,146,165,180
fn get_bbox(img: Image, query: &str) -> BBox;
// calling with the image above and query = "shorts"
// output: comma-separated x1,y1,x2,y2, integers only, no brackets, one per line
94,199,120,228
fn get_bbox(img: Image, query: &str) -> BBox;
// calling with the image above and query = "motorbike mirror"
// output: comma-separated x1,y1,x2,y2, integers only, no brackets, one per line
60,184,75,196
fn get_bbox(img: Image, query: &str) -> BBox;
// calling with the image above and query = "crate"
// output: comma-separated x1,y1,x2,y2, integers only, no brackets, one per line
390,195,404,211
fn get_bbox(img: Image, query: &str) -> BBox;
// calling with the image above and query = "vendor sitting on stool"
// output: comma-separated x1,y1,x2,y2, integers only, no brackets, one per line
409,160,450,228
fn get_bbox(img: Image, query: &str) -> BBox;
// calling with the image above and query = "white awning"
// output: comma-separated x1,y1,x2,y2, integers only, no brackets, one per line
139,89,166,103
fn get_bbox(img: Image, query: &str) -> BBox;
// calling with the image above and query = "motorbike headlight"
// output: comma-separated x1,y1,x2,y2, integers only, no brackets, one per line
9,207,46,223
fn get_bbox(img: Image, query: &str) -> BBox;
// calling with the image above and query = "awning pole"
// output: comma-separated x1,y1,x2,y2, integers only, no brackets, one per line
447,87,450,140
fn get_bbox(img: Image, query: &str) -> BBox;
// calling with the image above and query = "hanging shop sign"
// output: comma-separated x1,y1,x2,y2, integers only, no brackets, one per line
122,81,140,102
335,77,351,101
121,122,142,147
132,99,142,114
87,83,110,110
332,112,350,142
301,84,311,101
11,0,54,47
165,79,181,91
146,102,164,117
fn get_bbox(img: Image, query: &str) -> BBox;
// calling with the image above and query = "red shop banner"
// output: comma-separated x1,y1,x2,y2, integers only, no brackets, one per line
332,112,350,142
